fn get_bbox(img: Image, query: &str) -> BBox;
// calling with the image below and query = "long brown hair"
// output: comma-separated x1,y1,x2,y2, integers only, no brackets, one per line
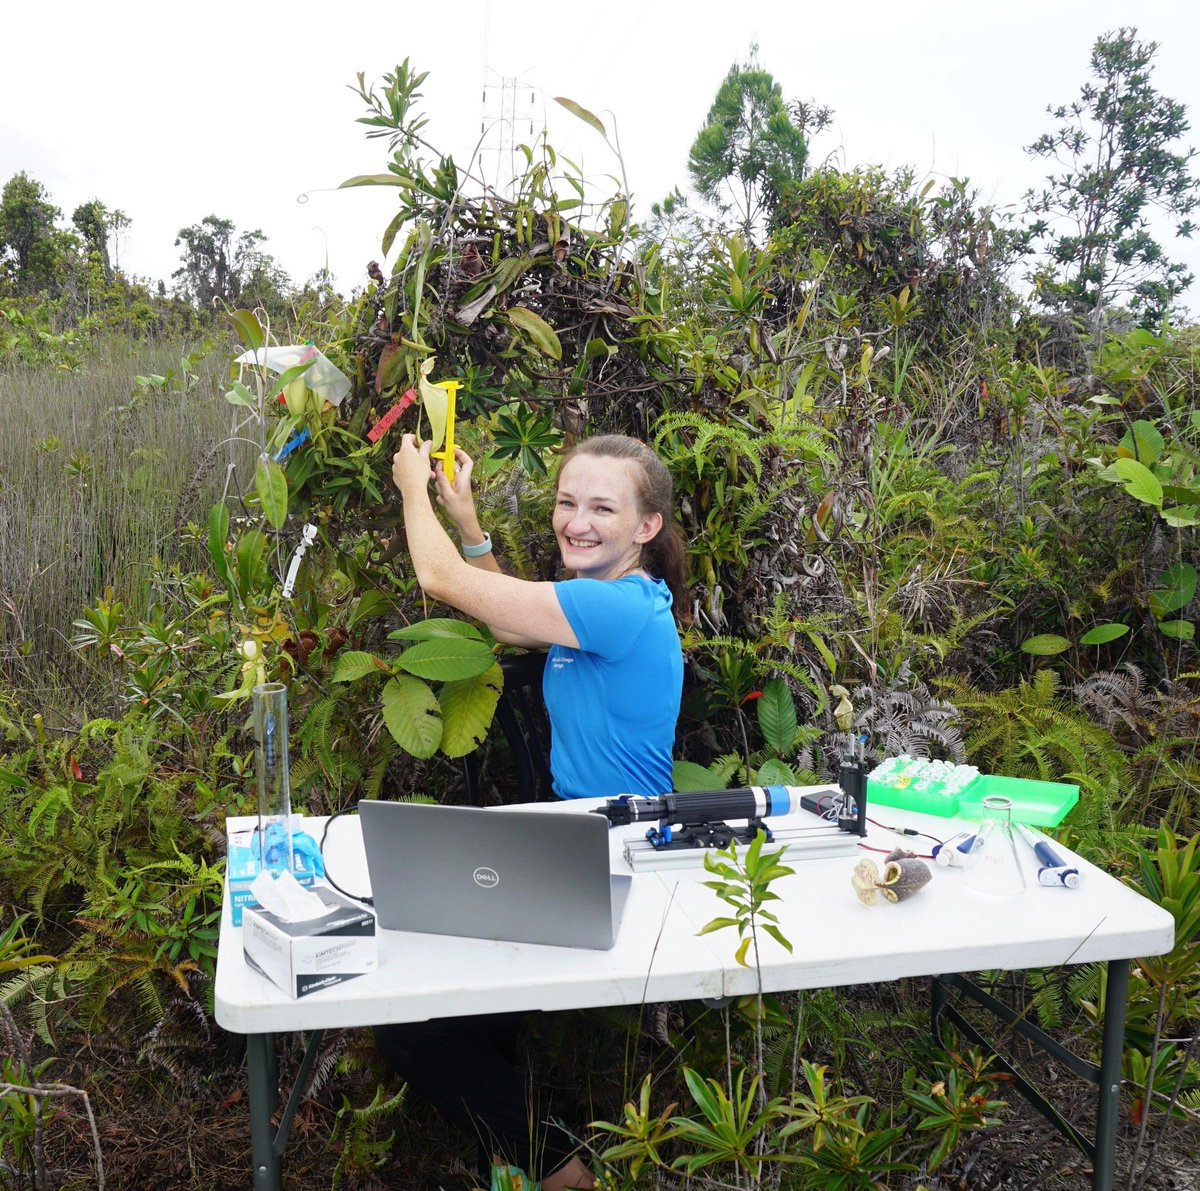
557,435,688,618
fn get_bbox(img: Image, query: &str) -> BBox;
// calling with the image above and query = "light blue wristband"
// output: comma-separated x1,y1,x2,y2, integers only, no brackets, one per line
462,532,493,558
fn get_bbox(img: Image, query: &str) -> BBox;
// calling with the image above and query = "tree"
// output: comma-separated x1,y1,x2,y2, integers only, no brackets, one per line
1025,27,1199,329
0,172,70,296
173,215,291,315
687,47,809,241
72,199,114,284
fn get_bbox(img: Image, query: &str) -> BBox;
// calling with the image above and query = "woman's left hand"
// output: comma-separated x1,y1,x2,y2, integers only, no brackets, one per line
392,434,435,499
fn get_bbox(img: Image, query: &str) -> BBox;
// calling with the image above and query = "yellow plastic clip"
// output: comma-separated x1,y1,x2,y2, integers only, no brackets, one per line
430,379,462,484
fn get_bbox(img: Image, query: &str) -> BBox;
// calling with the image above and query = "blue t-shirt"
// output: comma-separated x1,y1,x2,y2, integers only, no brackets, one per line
543,576,682,799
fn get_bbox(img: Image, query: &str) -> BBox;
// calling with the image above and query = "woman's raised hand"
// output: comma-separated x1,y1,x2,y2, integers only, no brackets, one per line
391,434,435,499
433,447,479,530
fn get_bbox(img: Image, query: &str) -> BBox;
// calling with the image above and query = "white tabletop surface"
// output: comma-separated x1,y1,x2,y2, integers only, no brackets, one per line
214,801,1175,1035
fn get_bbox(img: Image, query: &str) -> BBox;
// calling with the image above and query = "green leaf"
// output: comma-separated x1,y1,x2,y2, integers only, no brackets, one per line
227,309,264,351
507,307,562,360
330,651,389,683
734,936,753,967
339,173,410,188
1122,419,1165,465
1162,506,1200,527
381,675,442,758
682,1068,721,1122
696,916,742,935
1149,565,1197,617
754,758,799,787
396,637,497,681
673,760,723,792
1079,623,1130,646
224,380,256,408
255,456,288,529
438,662,503,758
553,96,607,137
756,677,798,755
1020,634,1072,656
761,923,794,953
806,630,837,679
1158,620,1195,641
388,618,484,643
1112,457,1164,508
348,590,396,629
208,503,233,588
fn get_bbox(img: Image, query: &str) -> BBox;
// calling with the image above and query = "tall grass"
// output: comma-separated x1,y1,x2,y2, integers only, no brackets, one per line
0,337,254,719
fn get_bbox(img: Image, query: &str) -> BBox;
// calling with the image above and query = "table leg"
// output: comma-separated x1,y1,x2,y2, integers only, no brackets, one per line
247,1032,281,1191
1093,960,1129,1191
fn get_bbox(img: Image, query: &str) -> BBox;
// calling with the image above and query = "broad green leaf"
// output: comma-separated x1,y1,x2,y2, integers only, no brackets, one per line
208,503,233,588
438,662,503,758
381,674,442,758
1119,420,1165,465
228,309,264,351
388,617,484,642
1020,634,1071,656
1088,394,1123,405
1149,564,1197,617
1112,457,1163,508
1158,620,1195,641
673,760,724,792
754,758,799,787
1162,506,1200,527
330,651,389,683
397,636,496,681
224,380,256,408
255,456,289,529
508,307,562,360
734,936,753,967
348,590,396,629
756,678,798,756
553,96,606,137
1162,485,1200,506
1079,623,1130,646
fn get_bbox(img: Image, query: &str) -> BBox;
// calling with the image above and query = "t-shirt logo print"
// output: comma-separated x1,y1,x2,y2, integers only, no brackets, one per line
473,866,500,889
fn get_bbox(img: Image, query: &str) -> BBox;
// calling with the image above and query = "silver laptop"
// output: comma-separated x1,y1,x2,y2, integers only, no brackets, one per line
357,801,632,950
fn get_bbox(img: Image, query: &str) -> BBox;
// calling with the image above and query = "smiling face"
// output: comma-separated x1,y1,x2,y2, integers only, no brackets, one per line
553,454,664,582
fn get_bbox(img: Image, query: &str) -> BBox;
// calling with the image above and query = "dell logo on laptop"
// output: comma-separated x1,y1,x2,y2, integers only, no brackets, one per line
473,867,500,889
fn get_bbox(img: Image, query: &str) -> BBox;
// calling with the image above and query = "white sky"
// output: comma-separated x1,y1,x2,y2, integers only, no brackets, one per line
3,0,1199,303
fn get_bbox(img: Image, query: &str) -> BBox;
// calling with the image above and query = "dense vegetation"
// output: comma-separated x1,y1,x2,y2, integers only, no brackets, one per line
2,28,1198,1191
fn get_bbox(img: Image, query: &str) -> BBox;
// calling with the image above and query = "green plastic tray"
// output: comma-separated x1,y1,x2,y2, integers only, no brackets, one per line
958,774,1079,827
868,771,1078,826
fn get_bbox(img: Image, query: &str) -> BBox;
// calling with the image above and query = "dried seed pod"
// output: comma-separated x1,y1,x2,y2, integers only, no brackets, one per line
852,854,933,906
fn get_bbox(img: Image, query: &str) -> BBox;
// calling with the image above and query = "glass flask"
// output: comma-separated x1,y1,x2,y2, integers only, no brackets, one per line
252,682,295,878
962,795,1027,902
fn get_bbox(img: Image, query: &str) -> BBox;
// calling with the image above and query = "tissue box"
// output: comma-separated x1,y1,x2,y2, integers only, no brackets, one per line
243,887,377,998
227,825,319,925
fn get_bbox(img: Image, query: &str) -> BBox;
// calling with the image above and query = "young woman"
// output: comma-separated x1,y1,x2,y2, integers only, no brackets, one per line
378,432,686,1190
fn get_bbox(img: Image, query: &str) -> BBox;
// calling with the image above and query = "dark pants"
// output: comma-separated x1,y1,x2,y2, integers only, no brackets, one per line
373,1012,580,1178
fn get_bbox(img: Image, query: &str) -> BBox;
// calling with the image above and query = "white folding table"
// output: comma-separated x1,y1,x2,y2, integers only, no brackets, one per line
214,803,1174,1190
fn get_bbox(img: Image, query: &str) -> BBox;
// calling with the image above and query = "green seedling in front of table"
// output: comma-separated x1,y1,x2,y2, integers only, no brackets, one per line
699,828,795,969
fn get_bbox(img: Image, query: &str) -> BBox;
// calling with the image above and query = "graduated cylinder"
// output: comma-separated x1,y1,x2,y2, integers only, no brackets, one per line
252,682,295,877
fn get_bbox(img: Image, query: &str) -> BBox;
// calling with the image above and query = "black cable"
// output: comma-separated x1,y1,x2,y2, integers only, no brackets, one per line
319,808,374,906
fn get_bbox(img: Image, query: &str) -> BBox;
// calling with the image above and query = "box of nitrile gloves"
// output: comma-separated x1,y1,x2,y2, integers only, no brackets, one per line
226,825,320,926
242,888,376,998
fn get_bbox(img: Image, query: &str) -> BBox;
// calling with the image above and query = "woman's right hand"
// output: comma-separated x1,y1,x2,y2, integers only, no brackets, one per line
434,447,479,531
